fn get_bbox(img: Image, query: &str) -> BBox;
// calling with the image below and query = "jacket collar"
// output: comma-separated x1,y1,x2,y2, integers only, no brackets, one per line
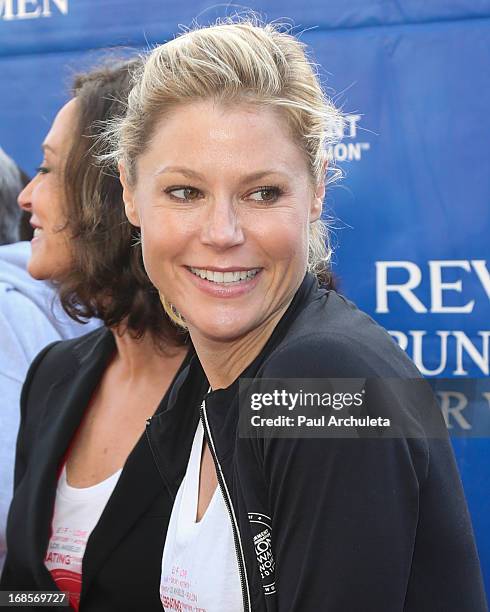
145,352,208,497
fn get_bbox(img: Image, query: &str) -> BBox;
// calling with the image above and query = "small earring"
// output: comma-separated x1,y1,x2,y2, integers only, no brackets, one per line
158,291,187,329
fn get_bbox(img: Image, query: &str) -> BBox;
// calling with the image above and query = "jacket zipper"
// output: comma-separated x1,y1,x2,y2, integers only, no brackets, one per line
200,398,252,612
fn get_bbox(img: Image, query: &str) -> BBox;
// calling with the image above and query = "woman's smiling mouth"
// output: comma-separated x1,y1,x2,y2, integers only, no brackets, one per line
188,267,261,284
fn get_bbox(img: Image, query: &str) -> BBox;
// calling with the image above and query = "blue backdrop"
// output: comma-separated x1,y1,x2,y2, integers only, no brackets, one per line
1,0,489,595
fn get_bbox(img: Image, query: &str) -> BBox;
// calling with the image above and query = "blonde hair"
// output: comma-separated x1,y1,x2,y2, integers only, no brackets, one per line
104,18,343,327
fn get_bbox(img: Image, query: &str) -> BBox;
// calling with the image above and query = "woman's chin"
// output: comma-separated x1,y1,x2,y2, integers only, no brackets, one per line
27,255,65,282
27,258,48,281
187,312,256,344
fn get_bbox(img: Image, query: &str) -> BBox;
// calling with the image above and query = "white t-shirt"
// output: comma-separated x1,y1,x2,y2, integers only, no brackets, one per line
160,420,243,612
44,465,122,611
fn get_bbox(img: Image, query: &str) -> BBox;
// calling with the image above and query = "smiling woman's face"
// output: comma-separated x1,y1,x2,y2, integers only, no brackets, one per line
121,100,324,343
18,99,76,280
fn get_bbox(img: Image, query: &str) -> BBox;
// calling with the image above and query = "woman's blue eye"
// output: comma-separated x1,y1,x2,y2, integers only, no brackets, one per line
248,187,282,202
166,187,202,201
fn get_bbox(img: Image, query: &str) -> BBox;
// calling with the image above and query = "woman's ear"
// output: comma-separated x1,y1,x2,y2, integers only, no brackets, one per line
119,162,141,227
310,161,327,222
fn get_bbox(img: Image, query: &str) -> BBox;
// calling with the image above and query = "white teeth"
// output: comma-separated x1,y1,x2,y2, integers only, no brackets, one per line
33,228,43,238
189,267,260,284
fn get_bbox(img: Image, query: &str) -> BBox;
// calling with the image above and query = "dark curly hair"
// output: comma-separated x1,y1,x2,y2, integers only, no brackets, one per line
58,58,186,350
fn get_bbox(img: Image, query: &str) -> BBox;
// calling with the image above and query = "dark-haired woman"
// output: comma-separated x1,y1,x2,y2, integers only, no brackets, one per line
0,60,189,611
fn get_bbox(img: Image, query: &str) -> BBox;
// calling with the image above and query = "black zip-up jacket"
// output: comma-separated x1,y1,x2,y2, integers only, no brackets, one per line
147,274,487,612
1,329,192,612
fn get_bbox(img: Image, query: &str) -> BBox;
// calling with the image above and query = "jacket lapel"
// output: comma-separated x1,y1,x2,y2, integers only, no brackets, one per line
26,328,116,587
80,430,163,597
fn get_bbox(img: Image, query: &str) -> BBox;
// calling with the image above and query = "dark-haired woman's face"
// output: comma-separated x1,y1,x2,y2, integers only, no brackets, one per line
122,100,324,344
18,99,76,280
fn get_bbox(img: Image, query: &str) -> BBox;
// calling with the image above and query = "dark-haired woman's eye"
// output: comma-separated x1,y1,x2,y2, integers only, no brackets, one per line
35,166,50,175
165,186,202,202
247,186,283,203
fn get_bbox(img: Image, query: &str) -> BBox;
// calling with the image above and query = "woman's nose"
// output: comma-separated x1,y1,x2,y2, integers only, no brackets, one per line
17,179,34,213
201,198,245,249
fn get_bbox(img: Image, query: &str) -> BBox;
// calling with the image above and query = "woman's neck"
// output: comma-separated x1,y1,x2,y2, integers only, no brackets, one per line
110,325,187,382
190,305,288,390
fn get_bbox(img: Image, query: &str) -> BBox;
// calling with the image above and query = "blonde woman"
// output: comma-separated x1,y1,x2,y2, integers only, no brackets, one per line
110,21,485,611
